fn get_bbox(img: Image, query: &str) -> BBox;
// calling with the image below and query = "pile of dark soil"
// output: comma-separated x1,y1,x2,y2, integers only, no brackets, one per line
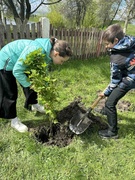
32,97,131,147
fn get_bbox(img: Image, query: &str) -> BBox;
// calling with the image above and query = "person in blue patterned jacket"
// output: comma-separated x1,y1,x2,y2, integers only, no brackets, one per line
98,24,135,139
0,37,72,133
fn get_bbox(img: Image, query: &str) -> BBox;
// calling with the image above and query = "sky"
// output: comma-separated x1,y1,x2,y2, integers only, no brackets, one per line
31,0,49,15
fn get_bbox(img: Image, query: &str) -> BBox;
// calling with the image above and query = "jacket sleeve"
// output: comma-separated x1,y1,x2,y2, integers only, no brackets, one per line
13,46,40,87
104,63,122,96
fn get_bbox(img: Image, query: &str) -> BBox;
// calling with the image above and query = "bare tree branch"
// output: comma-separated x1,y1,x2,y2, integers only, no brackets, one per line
1,0,63,26
42,0,62,5
123,0,135,33
3,0,20,19
31,0,63,14
109,0,123,25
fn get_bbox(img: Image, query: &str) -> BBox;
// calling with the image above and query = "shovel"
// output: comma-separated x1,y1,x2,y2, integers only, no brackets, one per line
69,96,103,134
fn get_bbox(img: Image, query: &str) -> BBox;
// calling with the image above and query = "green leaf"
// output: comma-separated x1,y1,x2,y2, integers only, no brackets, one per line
22,49,59,124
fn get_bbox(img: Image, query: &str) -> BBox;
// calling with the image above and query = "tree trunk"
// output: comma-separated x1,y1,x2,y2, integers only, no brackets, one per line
15,18,28,37
123,18,128,34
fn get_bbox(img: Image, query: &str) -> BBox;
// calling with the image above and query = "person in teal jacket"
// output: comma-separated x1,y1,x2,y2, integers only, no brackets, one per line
0,37,72,133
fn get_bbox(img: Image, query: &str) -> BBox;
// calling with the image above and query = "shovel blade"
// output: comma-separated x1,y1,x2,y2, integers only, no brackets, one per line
69,110,92,134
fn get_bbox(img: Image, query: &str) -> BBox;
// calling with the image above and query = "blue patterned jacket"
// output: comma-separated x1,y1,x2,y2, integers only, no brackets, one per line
104,36,135,96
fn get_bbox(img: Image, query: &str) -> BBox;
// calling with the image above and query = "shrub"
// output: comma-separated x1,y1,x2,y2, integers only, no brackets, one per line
22,48,58,121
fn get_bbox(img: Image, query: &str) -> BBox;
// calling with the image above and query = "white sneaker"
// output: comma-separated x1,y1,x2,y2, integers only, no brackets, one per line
11,117,28,133
31,103,45,113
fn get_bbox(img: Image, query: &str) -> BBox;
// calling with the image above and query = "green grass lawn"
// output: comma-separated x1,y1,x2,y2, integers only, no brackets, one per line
1,56,135,180
126,23,135,36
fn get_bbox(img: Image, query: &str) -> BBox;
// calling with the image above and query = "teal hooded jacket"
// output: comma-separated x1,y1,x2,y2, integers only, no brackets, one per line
0,38,53,87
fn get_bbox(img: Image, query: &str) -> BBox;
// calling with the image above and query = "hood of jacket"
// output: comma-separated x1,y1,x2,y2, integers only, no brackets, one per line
112,36,135,52
34,38,53,64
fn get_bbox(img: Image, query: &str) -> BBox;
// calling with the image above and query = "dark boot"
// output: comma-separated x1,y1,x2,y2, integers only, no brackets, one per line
98,128,118,139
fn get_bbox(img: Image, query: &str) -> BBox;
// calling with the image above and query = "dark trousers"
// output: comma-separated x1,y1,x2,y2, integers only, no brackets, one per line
0,70,37,119
104,80,135,132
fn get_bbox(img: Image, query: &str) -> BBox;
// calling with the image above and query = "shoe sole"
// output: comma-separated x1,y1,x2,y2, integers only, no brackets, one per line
32,109,45,113
11,125,28,133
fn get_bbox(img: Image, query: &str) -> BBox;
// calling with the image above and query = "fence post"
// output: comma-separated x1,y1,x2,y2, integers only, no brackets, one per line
40,17,50,38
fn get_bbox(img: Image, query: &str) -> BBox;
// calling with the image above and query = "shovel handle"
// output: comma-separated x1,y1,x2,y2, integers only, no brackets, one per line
90,96,103,109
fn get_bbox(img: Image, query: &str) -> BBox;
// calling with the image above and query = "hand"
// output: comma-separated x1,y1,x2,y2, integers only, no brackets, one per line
99,92,105,98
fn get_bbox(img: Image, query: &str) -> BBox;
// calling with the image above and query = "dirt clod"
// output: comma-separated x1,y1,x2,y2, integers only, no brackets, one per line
33,97,131,147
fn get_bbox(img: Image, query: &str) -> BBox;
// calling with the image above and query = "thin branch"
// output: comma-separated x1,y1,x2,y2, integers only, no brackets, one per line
31,0,62,14
30,2,43,14
42,0,62,5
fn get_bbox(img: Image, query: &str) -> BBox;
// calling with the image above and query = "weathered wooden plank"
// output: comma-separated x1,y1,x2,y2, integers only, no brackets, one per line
0,25,5,48
31,23,36,39
25,24,31,39
0,22,106,59
12,25,18,40
5,25,12,43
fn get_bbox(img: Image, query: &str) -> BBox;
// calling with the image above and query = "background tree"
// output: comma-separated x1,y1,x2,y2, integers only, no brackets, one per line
83,1,99,28
122,0,135,33
46,4,65,27
1,0,134,32
46,0,124,29
64,0,90,28
0,0,7,25
95,0,122,28
0,0,62,28
47,0,91,28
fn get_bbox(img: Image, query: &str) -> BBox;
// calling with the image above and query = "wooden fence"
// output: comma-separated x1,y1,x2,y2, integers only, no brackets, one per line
0,21,106,59
0,22,42,47
50,25,106,59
